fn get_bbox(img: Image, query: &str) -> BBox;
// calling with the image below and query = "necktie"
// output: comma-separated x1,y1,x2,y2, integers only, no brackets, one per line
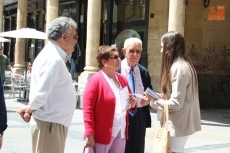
128,68,137,116
128,68,135,94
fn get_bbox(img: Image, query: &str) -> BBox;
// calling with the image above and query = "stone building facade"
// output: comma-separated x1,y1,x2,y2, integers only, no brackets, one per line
1,0,229,108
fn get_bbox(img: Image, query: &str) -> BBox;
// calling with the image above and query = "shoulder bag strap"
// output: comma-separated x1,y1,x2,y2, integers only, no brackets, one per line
160,103,169,129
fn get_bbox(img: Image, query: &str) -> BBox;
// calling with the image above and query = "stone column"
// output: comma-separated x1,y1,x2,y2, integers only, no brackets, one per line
45,0,59,33
14,0,28,74
77,0,101,108
0,0,3,32
168,0,186,36
117,3,125,34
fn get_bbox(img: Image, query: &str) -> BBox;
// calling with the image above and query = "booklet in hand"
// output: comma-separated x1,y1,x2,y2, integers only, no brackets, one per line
145,87,160,99
120,86,130,111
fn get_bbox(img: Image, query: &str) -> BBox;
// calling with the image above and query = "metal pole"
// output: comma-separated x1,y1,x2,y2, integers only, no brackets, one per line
25,39,28,80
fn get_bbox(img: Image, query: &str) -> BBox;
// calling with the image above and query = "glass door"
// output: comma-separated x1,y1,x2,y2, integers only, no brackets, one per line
102,0,149,67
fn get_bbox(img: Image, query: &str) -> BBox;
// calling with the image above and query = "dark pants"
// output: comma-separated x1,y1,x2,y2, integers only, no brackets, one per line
125,107,147,153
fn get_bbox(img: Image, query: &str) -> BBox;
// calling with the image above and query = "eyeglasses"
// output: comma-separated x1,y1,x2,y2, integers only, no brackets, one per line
64,33,78,40
109,55,120,59
128,49,142,54
73,35,78,40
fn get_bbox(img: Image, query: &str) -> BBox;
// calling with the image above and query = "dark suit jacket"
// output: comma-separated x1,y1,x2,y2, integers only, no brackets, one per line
118,63,153,127
0,70,7,134
137,63,152,127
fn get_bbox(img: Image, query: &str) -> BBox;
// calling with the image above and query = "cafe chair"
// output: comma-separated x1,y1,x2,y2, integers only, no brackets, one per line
10,76,26,100
3,75,13,90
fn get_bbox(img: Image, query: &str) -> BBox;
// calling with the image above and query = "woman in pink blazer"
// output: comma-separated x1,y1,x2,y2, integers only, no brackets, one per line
83,46,137,153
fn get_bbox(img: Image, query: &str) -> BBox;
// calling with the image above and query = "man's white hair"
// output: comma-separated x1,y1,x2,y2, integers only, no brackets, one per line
123,37,142,49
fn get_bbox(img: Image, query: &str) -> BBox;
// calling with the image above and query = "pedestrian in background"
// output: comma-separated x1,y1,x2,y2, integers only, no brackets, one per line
83,46,137,153
17,16,78,153
24,62,33,79
150,31,201,153
0,44,20,84
0,70,8,150
69,43,81,79
120,37,153,153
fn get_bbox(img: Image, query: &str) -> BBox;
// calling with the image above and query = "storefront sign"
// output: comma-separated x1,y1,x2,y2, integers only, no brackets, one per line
208,5,225,21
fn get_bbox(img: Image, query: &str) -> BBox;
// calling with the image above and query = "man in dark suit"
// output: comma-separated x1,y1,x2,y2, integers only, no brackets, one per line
120,37,152,153
0,70,8,150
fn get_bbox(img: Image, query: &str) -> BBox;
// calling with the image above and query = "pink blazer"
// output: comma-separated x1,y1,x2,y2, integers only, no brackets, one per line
83,71,135,144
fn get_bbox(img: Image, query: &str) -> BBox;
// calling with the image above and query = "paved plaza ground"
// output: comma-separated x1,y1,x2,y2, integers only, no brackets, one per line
1,89,230,153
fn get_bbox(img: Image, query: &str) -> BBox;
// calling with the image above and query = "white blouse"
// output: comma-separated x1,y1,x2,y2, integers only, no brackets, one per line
102,71,126,139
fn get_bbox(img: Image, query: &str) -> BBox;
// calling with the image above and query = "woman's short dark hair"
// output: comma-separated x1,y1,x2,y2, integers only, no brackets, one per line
96,46,118,68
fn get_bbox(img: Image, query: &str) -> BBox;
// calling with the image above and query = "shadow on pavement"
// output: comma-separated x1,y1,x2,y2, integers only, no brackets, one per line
201,122,230,127
200,109,230,125
7,110,17,113
185,142,230,153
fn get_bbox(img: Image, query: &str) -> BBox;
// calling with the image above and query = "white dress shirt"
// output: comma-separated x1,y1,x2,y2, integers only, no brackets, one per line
121,58,144,107
29,41,76,127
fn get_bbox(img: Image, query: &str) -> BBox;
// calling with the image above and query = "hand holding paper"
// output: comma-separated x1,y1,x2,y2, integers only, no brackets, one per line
145,87,160,99
120,87,136,112
133,93,153,106
133,94,144,99
127,94,136,109
120,87,130,111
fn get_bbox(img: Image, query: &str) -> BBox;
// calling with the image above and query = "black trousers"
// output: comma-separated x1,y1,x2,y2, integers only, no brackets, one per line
125,107,147,153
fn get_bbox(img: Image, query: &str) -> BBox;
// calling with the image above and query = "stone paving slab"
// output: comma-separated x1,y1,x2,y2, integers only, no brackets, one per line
2,89,230,153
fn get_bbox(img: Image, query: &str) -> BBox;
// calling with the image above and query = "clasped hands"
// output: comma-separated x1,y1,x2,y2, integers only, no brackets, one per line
17,106,34,122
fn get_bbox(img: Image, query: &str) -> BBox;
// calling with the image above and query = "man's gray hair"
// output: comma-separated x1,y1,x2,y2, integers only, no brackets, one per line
123,37,142,49
47,16,77,41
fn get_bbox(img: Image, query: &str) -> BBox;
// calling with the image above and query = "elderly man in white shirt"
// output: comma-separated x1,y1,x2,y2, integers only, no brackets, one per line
17,16,78,153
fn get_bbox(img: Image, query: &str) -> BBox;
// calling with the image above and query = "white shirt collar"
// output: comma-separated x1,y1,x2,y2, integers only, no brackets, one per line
121,58,138,73
48,41,69,62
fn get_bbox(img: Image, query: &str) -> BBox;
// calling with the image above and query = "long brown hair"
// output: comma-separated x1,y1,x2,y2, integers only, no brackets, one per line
158,31,187,94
